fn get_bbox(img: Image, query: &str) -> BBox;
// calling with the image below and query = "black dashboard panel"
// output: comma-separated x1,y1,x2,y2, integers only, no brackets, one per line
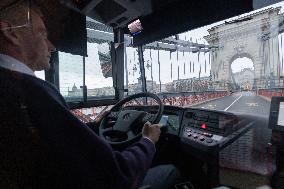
182,109,240,136
180,108,254,154
124,105,254,154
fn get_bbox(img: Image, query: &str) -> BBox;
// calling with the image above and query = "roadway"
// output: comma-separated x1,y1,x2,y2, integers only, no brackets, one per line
193,91,271,115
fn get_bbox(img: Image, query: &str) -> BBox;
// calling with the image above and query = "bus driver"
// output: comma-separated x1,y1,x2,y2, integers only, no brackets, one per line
0,1,180,189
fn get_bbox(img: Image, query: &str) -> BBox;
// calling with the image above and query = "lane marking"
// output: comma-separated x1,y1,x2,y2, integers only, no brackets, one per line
202,104,216,109
246,102,258,107
224,95,243,111
207,104,216,109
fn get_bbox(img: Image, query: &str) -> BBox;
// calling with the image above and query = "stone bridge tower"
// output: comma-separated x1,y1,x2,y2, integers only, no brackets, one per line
204,7,283,90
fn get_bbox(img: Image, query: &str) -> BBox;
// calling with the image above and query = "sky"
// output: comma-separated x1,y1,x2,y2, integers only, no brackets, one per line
125,1,284,85
231,58,254,73
35,1,284,95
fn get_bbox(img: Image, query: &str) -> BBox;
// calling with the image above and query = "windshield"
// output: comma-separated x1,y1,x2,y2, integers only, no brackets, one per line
2,0,284,188
123,1,284,116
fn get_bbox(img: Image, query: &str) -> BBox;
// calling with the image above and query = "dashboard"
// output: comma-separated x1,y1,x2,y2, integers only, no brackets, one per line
124,105,254,154
119,104,260,188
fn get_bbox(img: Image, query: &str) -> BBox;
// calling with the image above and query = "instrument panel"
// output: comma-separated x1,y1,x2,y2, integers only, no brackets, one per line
123,105,253,153
182,109,239,136
156,106,252,154
161,114,180,135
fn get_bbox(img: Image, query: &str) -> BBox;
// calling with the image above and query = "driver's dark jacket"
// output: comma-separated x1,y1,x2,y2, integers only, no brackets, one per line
0,67,156,189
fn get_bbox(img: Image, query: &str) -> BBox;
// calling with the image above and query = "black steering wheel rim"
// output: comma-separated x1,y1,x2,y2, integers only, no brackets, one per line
99,92,164,146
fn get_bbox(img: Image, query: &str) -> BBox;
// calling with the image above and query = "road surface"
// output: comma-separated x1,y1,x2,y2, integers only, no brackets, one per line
193,91,271,115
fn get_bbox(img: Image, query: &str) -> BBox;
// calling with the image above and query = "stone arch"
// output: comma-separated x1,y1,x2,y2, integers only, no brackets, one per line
229,53,255,90
229,53,255,65
204,7,283,90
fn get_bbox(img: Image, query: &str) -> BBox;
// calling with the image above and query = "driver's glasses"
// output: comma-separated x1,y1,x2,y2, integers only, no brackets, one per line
0,0,31,31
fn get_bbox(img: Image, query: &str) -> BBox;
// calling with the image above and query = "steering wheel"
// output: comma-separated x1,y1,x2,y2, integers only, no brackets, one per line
99,92,164,146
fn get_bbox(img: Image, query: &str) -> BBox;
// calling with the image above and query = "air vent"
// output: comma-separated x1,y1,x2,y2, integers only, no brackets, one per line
96,0,126,22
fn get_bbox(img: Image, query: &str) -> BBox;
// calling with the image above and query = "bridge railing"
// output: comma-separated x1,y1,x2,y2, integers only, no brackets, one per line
71,109,94,123
258,88,284,99
71,91,229,122
155,90,228,107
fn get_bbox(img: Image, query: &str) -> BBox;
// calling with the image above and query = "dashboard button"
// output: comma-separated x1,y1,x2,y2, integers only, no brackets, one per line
208,134,213,137
206,139,213,143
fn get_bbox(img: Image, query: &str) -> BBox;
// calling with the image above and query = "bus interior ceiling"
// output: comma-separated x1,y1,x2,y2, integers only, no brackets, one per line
42,0,284,53
43,0,253,53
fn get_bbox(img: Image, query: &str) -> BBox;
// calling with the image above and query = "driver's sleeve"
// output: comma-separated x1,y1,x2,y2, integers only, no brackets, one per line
24,77,156,189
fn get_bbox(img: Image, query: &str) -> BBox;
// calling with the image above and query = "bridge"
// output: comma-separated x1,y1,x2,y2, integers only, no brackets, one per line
86,7,284,93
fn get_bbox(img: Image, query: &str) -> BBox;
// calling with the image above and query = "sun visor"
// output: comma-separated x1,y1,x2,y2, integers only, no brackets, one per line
60,0,152,28
130,0,253,46
39,0,87,56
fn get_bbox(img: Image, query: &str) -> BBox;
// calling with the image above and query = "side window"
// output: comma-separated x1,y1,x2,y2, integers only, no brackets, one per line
58,17,115,102
124,46,140,95
59,52,84,101
85,42,115,98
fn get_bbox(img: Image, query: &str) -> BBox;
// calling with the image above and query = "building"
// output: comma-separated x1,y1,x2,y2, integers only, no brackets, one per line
233,68,254,90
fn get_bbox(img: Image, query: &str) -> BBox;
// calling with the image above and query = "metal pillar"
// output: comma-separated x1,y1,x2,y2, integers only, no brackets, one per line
137,46,147,93
113,28,125,100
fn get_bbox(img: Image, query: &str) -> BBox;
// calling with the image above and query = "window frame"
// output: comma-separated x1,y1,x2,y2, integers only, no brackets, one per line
45,22,125,109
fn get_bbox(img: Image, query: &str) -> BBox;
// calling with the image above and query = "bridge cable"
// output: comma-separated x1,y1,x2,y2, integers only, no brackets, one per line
158,44,161,92
177,49,180,81
183,50,185,75
198,52,201,80
189,51,192,73
204,51,207,74
170,52,172,79
281,34,283,74
150,49,154,91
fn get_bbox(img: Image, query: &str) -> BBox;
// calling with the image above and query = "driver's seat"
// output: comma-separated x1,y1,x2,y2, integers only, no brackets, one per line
0,106,154,189
0,84,68,188
0,74,152,189
0,97,154,189
0,67,155,189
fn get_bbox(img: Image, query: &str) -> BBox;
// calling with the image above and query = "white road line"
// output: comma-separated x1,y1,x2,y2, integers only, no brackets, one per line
224,94,243,111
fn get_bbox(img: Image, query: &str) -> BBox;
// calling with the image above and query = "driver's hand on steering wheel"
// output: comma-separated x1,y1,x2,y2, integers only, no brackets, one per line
142,121,162,144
